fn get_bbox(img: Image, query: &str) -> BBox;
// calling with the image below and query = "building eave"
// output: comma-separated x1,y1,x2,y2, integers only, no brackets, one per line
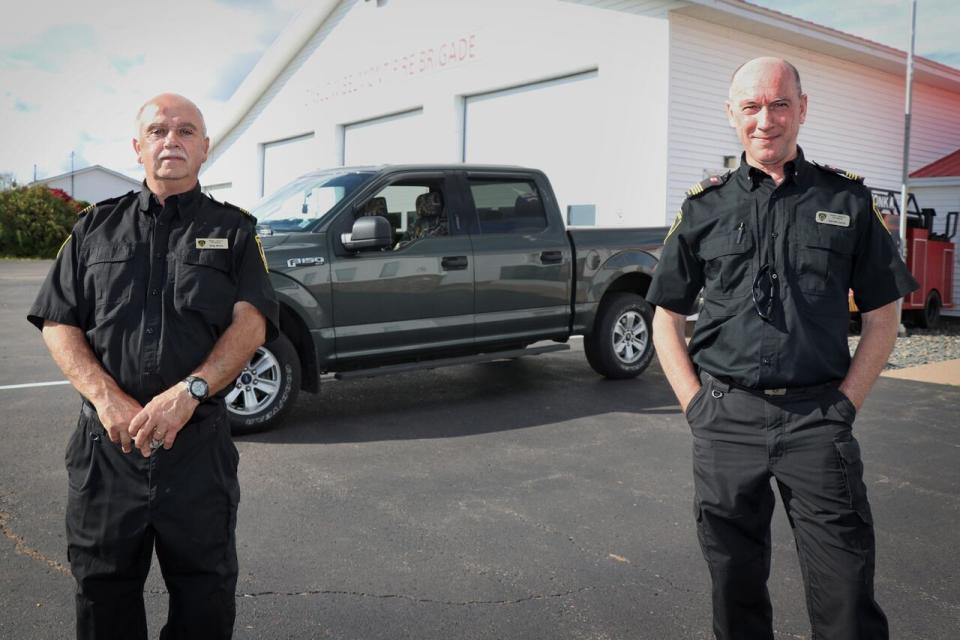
209,0,342,154
674,0,960,92
29,164,141,187
210,0,960,158
910,177,960,188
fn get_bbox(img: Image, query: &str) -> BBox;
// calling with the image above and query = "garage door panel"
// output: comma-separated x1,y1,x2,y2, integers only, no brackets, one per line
262,133,315,197
344,109,429,166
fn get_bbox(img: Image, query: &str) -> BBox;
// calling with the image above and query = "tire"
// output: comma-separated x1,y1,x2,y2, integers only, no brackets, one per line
583,292,655,379
916,290,942,329
226,332,301,435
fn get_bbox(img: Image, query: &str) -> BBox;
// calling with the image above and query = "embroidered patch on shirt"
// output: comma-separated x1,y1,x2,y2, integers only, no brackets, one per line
196,238,229,249
814,211,850,227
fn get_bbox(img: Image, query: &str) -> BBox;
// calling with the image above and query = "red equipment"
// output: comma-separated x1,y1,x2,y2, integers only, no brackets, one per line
852,189,957,328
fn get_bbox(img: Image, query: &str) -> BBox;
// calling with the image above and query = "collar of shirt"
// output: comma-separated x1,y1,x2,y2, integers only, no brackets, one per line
137,181,203,220
734,146,810,192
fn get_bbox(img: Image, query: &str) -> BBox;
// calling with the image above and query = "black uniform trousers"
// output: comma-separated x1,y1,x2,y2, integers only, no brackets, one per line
686,372,888,640
66,402,240,640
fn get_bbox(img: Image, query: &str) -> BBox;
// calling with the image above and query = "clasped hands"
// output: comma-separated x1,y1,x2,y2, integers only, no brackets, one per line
97,384,199,457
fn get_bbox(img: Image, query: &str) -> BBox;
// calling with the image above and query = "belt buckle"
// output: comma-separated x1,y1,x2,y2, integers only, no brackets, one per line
763,388,787,396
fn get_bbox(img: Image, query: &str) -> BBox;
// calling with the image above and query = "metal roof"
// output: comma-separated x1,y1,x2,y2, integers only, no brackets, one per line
910,148,960,179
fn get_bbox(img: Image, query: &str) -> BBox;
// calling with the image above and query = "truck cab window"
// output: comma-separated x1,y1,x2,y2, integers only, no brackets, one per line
358,180,449,248
469,179,547,234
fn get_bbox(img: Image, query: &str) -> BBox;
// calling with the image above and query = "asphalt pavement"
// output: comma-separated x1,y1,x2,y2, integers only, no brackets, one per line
1,260,958,639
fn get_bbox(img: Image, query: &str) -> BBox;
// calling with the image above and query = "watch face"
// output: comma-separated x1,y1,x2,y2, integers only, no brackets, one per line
190,379,207,397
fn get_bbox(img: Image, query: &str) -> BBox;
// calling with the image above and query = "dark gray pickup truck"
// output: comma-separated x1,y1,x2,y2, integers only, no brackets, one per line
227,165,666,433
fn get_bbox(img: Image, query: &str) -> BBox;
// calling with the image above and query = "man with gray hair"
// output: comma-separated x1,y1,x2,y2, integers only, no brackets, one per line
29,93,278,639
648,58,916,638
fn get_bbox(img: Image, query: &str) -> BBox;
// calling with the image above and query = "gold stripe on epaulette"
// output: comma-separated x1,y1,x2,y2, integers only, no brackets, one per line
78,204,94,216
254,234,269,272
664,209,683,243
56,235,71,258
871,203,890,233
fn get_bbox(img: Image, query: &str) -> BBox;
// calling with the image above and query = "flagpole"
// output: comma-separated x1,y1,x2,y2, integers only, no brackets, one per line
897,0,917,333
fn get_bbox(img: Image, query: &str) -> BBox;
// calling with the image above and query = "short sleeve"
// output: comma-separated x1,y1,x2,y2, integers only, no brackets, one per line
235,226,280,341
851,200,919,313
647,203,704,315
27,229,84,330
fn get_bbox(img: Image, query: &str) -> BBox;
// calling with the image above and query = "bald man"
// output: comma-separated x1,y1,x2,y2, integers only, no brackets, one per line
29,94,278,639
647,58,916,638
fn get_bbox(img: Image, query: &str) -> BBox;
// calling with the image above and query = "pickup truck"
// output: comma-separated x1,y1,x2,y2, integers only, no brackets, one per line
227,165,666,433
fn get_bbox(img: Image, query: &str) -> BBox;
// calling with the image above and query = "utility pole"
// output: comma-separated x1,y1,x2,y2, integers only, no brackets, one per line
896,0,917,335
70,151,75,197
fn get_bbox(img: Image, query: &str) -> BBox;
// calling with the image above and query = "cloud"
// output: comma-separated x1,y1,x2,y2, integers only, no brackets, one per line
14,98,37,112
110,53,145,76
0,24,97,72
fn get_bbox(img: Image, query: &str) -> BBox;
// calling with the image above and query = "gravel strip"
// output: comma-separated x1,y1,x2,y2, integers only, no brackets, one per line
848,316,960,369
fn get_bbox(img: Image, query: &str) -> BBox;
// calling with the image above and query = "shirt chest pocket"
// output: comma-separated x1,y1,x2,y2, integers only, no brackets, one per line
175,249,236,328
698,233,755,299
795,228,855,295
83,242,137,310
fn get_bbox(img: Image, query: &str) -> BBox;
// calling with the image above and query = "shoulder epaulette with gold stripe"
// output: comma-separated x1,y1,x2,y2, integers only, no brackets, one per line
222,199,257,222
685,171,731,199
813,162,864,183
206,193,257,222
83,190,135,216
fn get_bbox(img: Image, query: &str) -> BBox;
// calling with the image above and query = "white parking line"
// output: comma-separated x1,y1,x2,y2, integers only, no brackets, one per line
0,380,70,391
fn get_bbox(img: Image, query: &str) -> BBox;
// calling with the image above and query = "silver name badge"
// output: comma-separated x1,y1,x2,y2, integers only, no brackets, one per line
196,238,229,249
815,211,850,227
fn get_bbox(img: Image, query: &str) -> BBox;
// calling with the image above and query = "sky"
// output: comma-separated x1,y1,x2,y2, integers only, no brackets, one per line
0,0,309,185
0,0,958,187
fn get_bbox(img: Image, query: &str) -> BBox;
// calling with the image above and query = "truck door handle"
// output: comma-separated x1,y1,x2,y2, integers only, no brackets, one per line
540,251,563,264
441,255,468,270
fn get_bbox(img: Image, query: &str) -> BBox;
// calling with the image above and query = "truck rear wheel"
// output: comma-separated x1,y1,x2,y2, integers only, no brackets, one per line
226,332,301,435
584,292,654,379
916,290,942,329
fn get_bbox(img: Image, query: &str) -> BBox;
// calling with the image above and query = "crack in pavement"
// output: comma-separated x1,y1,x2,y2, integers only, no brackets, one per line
484,501,697,598
234,586,597,606
0,508,71,577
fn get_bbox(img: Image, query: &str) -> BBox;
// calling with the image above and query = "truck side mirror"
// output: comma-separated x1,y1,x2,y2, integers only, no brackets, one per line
341,215,393,251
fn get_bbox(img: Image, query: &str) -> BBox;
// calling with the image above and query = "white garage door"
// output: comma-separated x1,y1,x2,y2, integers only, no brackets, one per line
261,132,315,197
464,71,600,225
343,108,427,166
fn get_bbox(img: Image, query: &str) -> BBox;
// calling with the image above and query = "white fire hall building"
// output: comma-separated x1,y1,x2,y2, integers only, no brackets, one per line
200,0,960,312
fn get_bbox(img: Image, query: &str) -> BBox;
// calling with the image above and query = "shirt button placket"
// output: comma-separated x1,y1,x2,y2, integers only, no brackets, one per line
143,210,170,377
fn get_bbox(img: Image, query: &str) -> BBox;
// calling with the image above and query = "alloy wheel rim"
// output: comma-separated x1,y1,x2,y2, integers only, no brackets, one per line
226,347,281,415
612,310,648,364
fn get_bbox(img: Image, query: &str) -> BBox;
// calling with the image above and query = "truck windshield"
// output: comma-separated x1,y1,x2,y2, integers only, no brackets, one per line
251,169,375,234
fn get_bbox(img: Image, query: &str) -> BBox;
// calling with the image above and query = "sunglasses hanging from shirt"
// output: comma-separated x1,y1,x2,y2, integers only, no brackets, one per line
751,201,779,322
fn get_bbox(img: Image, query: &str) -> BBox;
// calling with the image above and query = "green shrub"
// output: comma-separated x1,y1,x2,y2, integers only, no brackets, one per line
0,186,90,258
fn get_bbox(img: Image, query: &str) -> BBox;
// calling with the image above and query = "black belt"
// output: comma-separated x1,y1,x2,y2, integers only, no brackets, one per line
701,372,840,397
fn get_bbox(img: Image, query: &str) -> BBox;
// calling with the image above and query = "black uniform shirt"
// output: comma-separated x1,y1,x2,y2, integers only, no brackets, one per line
647,149,918,388
28,183,280,406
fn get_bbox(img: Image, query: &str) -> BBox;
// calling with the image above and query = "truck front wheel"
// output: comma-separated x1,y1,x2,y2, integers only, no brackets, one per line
226,332,301,435
584,292,654,379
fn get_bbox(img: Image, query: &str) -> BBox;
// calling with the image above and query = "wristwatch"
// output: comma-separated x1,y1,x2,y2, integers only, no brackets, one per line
183,376,210,402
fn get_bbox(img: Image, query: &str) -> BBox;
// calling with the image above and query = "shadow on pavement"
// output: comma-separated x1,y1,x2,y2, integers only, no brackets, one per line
241,355,681,445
